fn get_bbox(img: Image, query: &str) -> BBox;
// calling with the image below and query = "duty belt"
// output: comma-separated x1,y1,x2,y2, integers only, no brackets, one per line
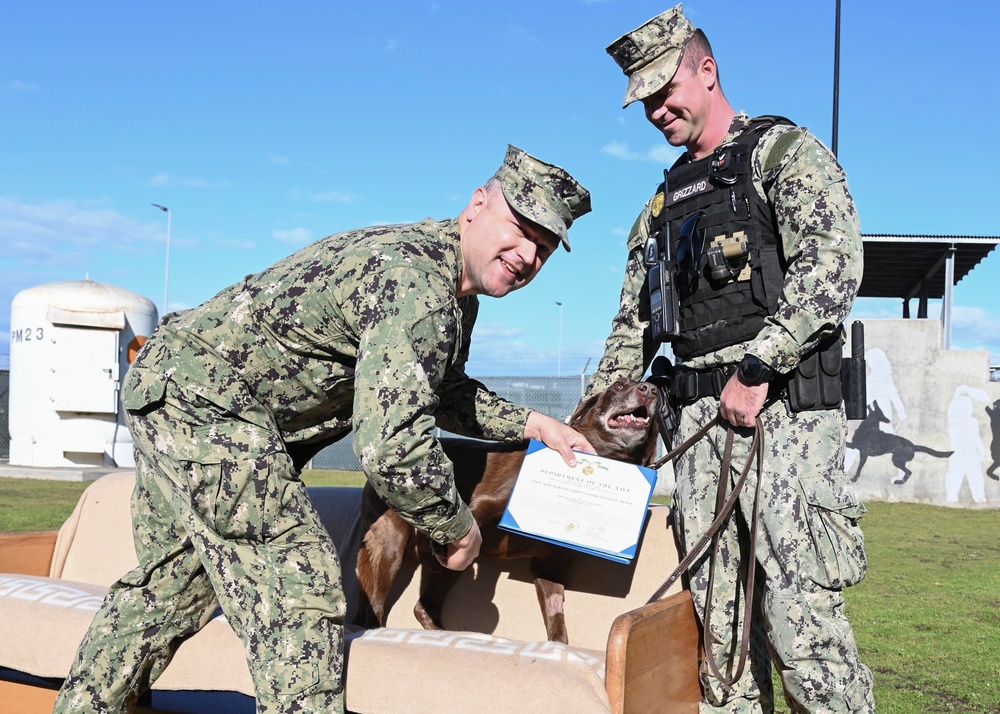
670,364,788,405
670,365,735,404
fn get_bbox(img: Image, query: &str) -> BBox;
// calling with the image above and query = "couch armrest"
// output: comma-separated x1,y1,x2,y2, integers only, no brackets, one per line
0,532,58,577
605,589,701,714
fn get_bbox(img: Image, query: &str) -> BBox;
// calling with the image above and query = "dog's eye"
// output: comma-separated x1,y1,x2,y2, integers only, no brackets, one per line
613,382,625,391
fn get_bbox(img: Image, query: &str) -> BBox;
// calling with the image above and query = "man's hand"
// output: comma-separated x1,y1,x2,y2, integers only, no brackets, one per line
719,375,769,428
524,411,595,467
435,521,482,571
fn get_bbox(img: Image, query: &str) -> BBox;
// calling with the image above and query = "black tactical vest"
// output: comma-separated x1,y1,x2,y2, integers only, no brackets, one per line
649,116,793,359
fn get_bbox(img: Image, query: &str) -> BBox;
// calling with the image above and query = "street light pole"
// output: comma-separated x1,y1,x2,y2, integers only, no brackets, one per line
555,301,563,377
832,0,842,157
151,204,171,317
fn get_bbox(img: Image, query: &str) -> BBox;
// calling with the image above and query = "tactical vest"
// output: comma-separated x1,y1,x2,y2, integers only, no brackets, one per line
649,116,793,359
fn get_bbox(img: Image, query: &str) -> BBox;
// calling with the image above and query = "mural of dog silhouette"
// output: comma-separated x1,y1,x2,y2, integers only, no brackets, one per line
847,401,953,484
987,400,1000,481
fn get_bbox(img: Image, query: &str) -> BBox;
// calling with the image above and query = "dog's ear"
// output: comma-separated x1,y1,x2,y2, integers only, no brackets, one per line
569,391,602,427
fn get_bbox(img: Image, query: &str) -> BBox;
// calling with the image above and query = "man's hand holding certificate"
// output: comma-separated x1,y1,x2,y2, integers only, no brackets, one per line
499,440,658,563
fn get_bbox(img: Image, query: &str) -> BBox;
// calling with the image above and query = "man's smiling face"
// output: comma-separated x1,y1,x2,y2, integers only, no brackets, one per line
458,182,559,298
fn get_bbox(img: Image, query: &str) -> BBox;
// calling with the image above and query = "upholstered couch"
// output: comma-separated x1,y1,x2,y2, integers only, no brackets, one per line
0,472,699,714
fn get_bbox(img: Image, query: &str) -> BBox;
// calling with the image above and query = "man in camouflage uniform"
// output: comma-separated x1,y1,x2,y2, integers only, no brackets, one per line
589,6,875,713
54,145,594,714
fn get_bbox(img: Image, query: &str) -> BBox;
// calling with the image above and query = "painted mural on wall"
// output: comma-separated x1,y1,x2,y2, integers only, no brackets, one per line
844,320,1000,508
847,400,952,485
988,401,1000,480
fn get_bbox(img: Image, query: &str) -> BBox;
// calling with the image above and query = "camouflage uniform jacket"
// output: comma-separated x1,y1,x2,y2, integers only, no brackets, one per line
589,112,863,392
132,217,533,545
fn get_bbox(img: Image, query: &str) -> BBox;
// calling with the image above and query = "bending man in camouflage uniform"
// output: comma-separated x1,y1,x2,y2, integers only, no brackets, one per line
54,145,594,714
590,6,875,713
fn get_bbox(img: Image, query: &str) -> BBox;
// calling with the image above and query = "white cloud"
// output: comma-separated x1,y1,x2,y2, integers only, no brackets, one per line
273,227,314,245
849,299,1000,363
847,297,907,321
601,141,682,165
308,190,354,204
0,196,168,362
384,38,398,52
951,305,1000,355
265,153,291,166
149,173,231,189
469,322,530,340
0,196,157,264
213,238,256,251
8,80,40,92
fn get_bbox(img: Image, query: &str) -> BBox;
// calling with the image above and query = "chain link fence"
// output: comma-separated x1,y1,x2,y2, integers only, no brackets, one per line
0,372,589,467
309,375,589,471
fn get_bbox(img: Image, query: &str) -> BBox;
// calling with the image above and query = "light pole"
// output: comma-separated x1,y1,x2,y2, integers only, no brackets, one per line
555,301,563,377
151,204,171,317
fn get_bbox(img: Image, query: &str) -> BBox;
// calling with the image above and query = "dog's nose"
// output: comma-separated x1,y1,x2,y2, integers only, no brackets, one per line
637,382,652,396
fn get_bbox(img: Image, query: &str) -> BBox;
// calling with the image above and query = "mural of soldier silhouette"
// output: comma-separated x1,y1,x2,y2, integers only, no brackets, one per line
987,400,1000,481
944,386,992,503
847,401,953,484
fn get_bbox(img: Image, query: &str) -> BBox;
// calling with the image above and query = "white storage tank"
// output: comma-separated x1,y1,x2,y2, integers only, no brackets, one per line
8,280,158,468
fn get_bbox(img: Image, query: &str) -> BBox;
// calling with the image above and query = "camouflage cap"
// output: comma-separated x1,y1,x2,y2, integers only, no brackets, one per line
492,145,591,252
606,4,696,108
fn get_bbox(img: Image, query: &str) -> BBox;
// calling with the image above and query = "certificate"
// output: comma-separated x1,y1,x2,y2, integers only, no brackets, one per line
498,440,658,563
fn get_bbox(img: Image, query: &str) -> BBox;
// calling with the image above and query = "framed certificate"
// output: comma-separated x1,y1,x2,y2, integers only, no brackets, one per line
498,440,658,563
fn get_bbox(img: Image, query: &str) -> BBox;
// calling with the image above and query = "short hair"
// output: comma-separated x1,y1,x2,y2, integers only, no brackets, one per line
680,29,720,85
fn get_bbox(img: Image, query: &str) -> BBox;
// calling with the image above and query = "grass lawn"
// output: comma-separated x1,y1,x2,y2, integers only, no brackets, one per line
0,470,365,532
769,501,1000,714
2,474,998,712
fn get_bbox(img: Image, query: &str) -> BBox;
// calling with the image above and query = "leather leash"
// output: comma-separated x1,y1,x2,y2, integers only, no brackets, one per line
645,414,766,692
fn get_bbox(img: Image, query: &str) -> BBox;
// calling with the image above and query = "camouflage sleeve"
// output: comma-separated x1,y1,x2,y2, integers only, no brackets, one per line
748,126,863,373
433,296,534,440
587,206,657,395
349,266,474,545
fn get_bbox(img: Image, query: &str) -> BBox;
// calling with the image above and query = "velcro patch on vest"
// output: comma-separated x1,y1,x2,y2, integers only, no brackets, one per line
665,178,711,207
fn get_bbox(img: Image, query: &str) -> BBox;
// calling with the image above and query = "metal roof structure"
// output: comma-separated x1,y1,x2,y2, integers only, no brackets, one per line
860,234,999,348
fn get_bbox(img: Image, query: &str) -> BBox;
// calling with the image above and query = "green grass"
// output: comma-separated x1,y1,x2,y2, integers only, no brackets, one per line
2,476,998,712
0,478,93,532
0,470,363,532
771,502,1000,714
839,502,1000,714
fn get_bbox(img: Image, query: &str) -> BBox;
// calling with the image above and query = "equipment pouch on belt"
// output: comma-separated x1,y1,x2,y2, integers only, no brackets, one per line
786,329,844,412
647,355,680,448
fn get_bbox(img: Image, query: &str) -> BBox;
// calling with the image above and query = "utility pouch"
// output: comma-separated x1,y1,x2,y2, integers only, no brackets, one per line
647,355,680,449
786,329,844,412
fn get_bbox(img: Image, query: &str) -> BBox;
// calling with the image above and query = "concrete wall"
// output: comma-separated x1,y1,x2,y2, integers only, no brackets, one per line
846,318,1000,508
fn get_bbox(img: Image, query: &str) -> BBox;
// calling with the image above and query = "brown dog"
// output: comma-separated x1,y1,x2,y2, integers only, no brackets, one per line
356,378,659,644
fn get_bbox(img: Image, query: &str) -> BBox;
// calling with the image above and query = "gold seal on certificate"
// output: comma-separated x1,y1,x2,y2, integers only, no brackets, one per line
498,440,658,563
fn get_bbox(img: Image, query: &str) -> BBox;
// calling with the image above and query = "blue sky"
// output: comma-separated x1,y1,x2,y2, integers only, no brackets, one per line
2,0,998,375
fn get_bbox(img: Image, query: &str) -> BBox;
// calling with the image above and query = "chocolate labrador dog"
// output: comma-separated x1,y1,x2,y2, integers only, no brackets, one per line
356,378,659,644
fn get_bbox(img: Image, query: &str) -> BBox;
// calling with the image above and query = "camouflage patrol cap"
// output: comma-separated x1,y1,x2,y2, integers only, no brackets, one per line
606,4,696,108
492,145,591,252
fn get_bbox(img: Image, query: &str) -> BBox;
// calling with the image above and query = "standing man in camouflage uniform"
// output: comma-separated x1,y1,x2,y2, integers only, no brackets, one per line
589,6,875,713
54,145,594,714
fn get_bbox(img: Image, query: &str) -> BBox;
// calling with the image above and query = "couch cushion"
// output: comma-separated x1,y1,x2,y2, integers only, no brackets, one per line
0,574,254,697
346,628,609,714
50,472,139,586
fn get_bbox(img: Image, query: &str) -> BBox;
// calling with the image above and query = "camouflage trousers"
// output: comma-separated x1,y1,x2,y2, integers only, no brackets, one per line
672,397,875,714
53,368,346,714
